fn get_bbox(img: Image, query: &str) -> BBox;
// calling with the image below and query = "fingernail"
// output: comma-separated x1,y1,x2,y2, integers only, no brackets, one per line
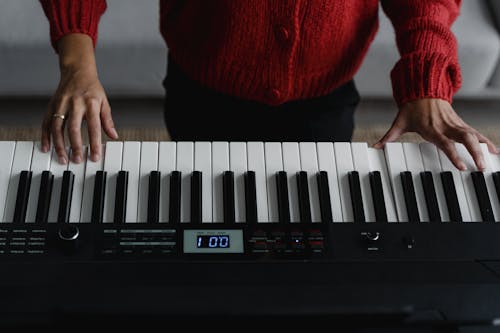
41,145,48,153
59,156,67,165
112,128,119,139
478,158,485,170
74,155,82,164
92,153,99,161
459,162,467,171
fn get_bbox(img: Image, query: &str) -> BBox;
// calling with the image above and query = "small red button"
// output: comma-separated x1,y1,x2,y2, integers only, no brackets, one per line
271,88,281,100
275,26,290,42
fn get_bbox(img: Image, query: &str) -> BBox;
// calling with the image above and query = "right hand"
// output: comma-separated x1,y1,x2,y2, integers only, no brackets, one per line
41,34,119,164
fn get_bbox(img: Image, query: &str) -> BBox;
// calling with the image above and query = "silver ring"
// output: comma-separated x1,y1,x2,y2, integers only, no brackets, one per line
52,114,66,120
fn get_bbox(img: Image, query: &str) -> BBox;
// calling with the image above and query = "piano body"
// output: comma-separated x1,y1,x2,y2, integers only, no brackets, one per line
0,140,499,331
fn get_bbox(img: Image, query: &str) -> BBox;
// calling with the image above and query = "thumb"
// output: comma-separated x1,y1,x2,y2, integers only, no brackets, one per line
373,124,405,149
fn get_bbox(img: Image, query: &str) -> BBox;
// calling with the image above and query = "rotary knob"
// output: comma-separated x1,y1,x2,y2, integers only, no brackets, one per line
364,231,380,242
58,224,80,254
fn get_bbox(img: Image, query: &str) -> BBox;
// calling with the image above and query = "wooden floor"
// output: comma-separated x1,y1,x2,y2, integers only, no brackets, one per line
1,97,499,145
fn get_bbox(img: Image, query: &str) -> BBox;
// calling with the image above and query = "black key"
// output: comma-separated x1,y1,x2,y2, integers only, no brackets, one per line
276,171,290,224
57,170,75,223
91,171,107,223
169,171,181,224
244,171,258,223
114,170,128,223
317,171,333,223
223,171,235,224
420,171,441,222
191,171,202,224
296,171,311,223
400,171,420,222
13,170,32,223
35,171,53,223
471,171,495,222
348,171,365,223
147,171,161,224
440,171,462,222
494,172,500,204
369,171,387,222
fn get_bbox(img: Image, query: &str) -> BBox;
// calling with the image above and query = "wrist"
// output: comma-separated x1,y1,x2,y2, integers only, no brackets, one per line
57,33,97,74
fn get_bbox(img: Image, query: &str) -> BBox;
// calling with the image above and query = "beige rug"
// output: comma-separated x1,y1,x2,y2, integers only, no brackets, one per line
1,126,499,146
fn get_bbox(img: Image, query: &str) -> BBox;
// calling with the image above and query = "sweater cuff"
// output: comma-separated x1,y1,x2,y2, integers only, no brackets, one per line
42,0,107,52
390,52,462,107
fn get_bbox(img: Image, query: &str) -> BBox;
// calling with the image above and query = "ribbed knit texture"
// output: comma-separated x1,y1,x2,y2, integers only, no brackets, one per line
40,0,106,50
40,0,462,107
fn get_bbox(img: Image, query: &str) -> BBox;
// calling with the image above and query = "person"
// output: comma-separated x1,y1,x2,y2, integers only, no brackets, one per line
39,0,497,171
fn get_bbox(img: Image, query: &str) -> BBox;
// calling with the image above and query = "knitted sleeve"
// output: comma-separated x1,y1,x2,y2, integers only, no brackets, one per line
40,0,107,52
381,0,462,107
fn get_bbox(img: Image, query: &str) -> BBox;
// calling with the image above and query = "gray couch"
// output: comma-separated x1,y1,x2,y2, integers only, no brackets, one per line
1,0,500,99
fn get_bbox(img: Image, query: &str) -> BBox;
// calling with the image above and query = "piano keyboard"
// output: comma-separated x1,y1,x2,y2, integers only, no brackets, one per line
2,140,500,327
0,140,499,224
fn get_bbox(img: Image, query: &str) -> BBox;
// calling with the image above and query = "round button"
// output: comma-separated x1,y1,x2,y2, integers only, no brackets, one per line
271,88,281,101
58,224,80,241
275,26,290,42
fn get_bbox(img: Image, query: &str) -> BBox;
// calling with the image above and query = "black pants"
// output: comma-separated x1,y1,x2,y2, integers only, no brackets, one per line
163,59,360,142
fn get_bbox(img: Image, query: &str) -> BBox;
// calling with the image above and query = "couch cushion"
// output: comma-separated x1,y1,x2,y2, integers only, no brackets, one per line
485,0,500,88
354,0,500,97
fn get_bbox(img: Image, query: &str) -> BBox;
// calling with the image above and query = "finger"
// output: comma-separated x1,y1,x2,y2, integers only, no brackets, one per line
41,99,56,153
474,131,498,154
427,132,466,171
85,99,102,162
41,114,52,153
373,124,405,149
453,130,484,171
51,101,69,165
67,99,85,164
100,98,119,139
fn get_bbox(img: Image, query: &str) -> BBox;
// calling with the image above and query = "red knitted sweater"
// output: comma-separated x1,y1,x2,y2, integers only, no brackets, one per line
40,0,462,107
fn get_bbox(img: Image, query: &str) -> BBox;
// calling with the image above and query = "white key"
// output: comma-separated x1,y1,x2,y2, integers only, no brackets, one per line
3,141,33,222
247,142,268,223
159,142,176,223
0,141,15,223
491,150,500,171
48,148,69,223
121,141,141,223
403,143,429,222
333,142,354,222
194,142,212,223
317,142,343,222
480,144,500,221
138,142,159,222
265,142,283,223
384,142,408,222
419,143,450,222
26,143,52,223
80,145,105,222
230,142,247,223
455,143,482,222
103,142,123,223
368,148,398,222
212,142,229,223
282,142,301,222
351,142,376,222
68,147,87,223
176,142,193,223
438,148,472,222
299,142,321,223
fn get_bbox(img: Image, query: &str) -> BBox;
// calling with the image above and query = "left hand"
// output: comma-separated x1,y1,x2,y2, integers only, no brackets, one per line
373,98,498,171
